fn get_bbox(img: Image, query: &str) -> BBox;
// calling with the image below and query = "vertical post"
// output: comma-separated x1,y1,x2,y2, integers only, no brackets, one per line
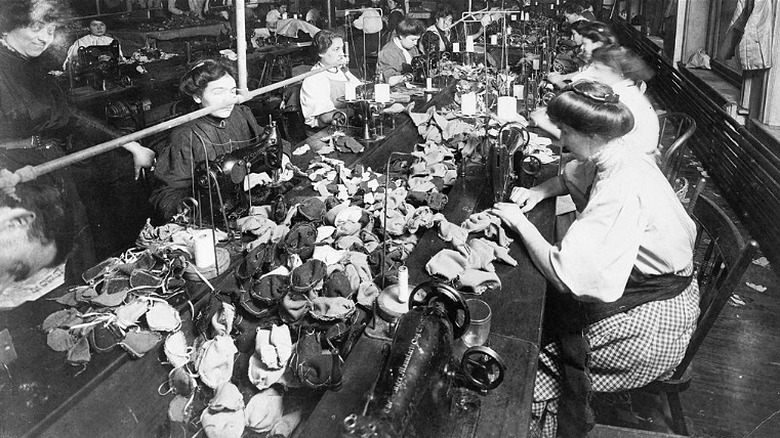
327,0,333,27
236,0,249,95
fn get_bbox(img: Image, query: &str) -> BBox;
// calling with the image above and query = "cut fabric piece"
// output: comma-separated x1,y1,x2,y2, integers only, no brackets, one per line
195,335,238,389
244,387,284,433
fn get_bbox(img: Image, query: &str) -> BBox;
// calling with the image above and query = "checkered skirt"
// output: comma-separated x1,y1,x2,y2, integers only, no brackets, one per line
531,277,701,437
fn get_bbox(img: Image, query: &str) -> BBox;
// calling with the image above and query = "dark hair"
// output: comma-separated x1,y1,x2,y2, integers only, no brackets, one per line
179,58,237,99
590,44,654,84
547,80,634,140
578,21,617,45
0,180,75,280
563,2,587,15
433,5,454,20
0,0,70,33
396,19,425,37
313,29,344,55
570,19,590,35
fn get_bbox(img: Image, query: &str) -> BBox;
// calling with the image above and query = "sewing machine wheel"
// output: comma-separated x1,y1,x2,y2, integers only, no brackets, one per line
461,346,507,391
520,155,542,177
409,282,470,339
541,91,557,106
498,122,530,152
331,110,348,127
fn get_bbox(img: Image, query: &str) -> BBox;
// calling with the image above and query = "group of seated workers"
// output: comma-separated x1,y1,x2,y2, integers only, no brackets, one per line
2,5,702,438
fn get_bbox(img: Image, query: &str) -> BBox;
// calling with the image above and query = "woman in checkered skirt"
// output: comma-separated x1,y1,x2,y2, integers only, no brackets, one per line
491,80,700,438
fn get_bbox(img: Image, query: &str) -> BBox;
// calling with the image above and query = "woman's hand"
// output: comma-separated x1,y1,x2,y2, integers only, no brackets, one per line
490,202,530,234
510,186,545,213
123,141,156,180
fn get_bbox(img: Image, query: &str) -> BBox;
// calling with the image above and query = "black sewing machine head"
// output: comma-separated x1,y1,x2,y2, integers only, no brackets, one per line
76,40,121,90
192,128,282,225
342,282,506,438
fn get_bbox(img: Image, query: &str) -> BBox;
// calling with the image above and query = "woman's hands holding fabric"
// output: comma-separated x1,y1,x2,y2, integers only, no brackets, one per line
510,187,545,213
124,141,156,180
490,202,530,234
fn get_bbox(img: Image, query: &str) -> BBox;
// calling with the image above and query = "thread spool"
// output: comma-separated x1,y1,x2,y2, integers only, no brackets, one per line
490,35,498,45
453,42,460,52
461,92,477,115
513,84,525,97
396,266,409,303
345,82,357,100
497,96,517,119
426,77,432,90
374,83,390,103
465,36,475,52
193,232,216,268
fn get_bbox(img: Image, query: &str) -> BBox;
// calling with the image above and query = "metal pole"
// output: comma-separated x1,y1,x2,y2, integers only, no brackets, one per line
236,0,248,94
1,65,330,188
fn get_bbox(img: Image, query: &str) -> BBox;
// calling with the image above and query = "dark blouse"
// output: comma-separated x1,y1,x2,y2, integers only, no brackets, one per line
0,44,71,143
150,105,263,220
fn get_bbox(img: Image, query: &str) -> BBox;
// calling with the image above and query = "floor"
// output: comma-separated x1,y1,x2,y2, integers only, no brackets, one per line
597,143,780,438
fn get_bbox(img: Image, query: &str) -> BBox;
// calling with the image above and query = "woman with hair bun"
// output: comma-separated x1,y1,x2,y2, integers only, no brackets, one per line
491,81,700,437
547,21,617,88
150,58,264,221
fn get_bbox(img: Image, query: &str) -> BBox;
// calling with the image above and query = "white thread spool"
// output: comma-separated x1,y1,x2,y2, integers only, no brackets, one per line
453,42,460,52
426,77,432,90
513,84,525,97
345,82,357,100
465,36,475,52
193,232,216,268
374,83,390,103
461,92,477,115
490,34,498,45
396,266,409,303
497,96,517,119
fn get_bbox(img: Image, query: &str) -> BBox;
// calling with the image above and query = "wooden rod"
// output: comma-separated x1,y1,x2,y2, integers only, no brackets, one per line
1,65,329,189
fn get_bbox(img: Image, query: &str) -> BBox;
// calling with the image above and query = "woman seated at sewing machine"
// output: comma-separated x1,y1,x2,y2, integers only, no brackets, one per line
62,19,124,70
376,19,424,86
300,29,361,129
150,58,264,222
491,80,699,438
546,21,616,88
419,5,485,55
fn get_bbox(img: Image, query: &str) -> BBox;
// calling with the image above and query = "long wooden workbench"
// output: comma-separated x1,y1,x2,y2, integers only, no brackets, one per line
0,85,555,438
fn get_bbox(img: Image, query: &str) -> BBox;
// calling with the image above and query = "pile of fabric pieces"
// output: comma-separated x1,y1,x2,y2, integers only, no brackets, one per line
425,211,518,295
40,246,191,366
408,105,485,162
155,149,460,437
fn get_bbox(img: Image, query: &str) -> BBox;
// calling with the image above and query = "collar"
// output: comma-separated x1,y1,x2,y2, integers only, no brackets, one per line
591,138,625,171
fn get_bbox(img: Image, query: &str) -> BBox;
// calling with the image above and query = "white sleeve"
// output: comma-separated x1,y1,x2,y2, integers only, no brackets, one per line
549,181,646,302
169,0,184,14
300,73,336,128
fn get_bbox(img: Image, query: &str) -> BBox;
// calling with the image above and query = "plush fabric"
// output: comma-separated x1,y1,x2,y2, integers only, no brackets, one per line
195,335,238,389
245,388,284,433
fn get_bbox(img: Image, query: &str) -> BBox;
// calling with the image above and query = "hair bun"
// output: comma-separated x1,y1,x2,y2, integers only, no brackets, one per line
604,93,620,103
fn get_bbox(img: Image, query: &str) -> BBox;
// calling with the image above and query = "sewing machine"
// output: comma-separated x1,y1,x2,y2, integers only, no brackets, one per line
342,282,506,438
70,40,126,91
191,122,284,226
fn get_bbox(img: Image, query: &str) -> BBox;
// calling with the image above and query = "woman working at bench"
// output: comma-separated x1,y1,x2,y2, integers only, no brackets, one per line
300,29,361,129
491,81,700,437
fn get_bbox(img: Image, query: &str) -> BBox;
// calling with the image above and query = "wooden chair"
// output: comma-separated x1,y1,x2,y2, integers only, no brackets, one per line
650,195,757,434
657,112,697,184
595,194,758,436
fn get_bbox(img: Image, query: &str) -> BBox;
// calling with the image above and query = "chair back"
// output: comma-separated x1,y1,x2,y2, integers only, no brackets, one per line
672,195,758,379
657,112,696,183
